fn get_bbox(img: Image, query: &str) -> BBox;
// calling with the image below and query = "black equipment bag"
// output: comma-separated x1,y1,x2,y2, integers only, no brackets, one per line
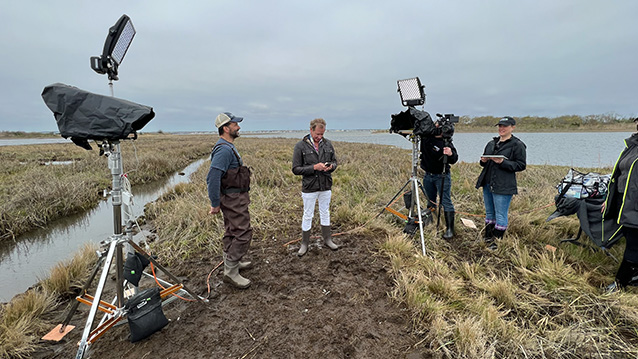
123,252,151,287
125,287,169,342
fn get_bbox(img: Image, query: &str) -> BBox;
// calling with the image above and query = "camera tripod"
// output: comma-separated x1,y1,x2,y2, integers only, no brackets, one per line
51,140,206,359
381,131,429,255
435,137,452,233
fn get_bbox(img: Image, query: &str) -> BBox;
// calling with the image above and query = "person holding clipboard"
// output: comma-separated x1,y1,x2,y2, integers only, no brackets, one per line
475,117,527,249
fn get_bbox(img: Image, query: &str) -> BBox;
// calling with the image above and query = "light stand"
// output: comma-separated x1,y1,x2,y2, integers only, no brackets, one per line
381,77,429,255
61,141,207,359
381,132,428,255
41,15,207,359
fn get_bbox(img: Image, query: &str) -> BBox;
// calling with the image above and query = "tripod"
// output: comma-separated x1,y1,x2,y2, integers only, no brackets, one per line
54,140,206,359
435,138,451,232
381,131,429,255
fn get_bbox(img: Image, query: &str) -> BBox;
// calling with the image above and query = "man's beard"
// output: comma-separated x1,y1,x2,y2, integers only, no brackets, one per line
230,129,240,138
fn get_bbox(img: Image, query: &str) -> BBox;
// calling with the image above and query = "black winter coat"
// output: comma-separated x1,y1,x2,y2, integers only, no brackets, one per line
603,133,638,228
420,136,458,174
475,135,527,195
292,135,338,193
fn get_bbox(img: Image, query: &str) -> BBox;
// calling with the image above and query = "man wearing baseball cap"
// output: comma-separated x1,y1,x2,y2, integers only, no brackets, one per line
207,112,253,288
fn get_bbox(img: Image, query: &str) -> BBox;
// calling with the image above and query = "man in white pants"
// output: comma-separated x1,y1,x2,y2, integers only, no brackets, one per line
292,118,339,256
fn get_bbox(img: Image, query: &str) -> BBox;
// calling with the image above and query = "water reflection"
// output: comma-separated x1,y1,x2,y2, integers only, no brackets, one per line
245,130,631,168
0,158,206,302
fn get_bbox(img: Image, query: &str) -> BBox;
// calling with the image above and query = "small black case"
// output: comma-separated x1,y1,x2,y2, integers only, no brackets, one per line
125,287,169,342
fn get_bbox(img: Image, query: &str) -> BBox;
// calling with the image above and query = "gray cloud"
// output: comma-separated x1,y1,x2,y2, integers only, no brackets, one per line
1,1,637,132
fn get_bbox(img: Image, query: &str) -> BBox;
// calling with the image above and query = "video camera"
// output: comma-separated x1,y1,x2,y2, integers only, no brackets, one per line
434,113,459,140
390,109,458,140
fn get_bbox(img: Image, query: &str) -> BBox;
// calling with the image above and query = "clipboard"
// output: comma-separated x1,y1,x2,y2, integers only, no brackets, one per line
481,154,508,159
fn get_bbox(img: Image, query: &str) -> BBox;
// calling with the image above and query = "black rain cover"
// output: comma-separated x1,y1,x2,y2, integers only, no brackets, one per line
547,196,623,249
41,83,154,149
390,107,435,136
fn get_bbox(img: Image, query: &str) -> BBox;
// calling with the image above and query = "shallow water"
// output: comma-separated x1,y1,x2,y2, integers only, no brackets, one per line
244,130,630,168
0,159,206,302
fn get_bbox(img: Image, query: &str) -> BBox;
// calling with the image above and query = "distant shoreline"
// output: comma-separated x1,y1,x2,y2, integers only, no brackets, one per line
1,124,635,140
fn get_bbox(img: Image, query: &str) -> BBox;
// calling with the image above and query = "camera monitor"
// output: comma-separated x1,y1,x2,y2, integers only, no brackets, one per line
41,83,154,150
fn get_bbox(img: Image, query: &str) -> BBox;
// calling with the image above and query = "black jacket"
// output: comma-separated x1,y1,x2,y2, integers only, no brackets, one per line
292,135,338,193
420,136,458,174
475,135,527,195
603,133,638,228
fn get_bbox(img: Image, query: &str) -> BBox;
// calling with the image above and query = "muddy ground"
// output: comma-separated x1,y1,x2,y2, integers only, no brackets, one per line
34,230,435,358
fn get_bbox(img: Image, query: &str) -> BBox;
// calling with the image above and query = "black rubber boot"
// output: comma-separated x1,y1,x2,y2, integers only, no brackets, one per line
487,228,505,250
612,259,638,289
483,223,495,240
443,211,455,240
322,225,339,250
297,230,311,257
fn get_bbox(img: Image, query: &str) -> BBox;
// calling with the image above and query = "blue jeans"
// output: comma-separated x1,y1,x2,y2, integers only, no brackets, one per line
423,173,454,212
482,186,512,230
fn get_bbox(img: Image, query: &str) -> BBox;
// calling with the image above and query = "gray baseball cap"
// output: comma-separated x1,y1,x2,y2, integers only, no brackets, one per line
215,112,243,128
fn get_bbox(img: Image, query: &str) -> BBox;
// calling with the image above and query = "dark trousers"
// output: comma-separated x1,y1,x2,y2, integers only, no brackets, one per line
623,226,638,263
220,192,252,262
423,172,454,212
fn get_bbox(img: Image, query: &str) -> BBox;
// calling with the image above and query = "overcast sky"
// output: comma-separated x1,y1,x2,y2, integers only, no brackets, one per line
1,1,637,132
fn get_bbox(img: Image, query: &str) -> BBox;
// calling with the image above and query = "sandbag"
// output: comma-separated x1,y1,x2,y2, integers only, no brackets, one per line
125,287,169,342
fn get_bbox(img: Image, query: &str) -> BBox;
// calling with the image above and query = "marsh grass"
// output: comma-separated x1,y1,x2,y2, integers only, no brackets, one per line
0,133,214,240
142,137,638,357
41,243,98,296
2,136,638,358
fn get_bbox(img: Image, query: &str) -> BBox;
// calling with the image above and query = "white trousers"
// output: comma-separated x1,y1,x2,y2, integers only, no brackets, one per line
301,190,331,231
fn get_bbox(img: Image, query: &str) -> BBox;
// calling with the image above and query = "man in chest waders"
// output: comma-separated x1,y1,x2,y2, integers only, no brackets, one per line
207,112,253,288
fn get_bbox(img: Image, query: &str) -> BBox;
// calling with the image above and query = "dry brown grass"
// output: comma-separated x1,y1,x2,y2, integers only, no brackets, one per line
0,133,214,240
2,136,637,358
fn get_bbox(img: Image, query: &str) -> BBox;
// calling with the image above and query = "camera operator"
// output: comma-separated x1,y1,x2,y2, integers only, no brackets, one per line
420,120,459,239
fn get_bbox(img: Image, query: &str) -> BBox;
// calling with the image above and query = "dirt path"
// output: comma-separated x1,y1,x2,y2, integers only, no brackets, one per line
35,232,431,358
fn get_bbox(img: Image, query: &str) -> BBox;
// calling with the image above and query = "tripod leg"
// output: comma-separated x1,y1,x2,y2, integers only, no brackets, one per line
378,179,412,218
436,175,444,231
115,242,125,307
76,240,118,359
126,240,206,303
59,254,106,330
412,178,427,256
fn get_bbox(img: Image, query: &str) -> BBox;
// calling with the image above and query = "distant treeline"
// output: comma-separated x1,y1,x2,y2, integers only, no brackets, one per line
456,113,636,132
0,131,58,139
